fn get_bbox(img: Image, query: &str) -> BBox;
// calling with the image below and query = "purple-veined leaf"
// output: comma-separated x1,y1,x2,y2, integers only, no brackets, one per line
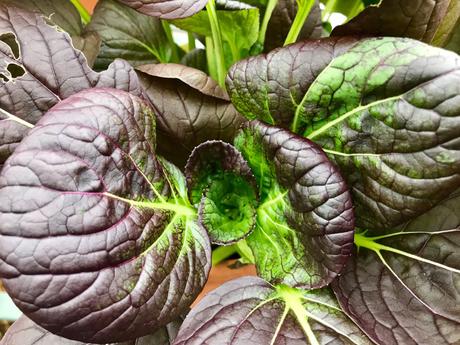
332,0,453,44
0,4,142,172
229,36,460,230
332,192,460,345
0,315,184,345
87,0,177,71
137,63,245,168
185,141,258,245
233,121,355,288
2,0,101,67
226,37,359,128
115,0,208,19
173,276,372,345
0,88,211,343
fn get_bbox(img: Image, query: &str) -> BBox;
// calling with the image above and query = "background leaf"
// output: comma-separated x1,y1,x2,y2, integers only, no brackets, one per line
171,4,259,69
137,63,245,168
173,276,372,345
88,0,178,71
332,0,453,44
264,0,322,52
0,89,211,343
3,0,101,67
116,0,208,19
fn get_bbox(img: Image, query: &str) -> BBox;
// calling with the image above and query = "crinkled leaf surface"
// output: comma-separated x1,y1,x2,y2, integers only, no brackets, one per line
3,0,101,67
137,63,245,168
0,88,211,343
264,0,322,52
116,0,208,19
290,37,460,229
0,5,142,172
185,141,258,245
226,37,359,128
332,193,460,345
171,4,259,68
332,0,452,43
234,121,354,288
173,276,372,345
0,315,184,345
88,0,179,71
230,37,460,230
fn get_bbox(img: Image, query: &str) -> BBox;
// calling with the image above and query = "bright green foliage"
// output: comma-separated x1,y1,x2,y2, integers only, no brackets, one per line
199,173,258,244
172,5,260,69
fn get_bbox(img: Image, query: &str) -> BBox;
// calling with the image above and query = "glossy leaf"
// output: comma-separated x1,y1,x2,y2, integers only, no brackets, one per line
116,0,208,19
332,193,460,345
3,0,101,67
332,0,453,44
88,0,177,71
0,88,211,343
234,121,355,288
0,5,142,172
0,315,184,345
185,141,258,245
171,4,259,68
264,0,322,52
292,37,460,230
173,276,372,345
137,63,245,168
226,37,359,128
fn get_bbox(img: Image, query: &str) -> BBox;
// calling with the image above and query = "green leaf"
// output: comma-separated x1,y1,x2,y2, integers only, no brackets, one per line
294,37,460,230
228,37,460,230
87,0,178,70
233,121,355,288
172,4,259,68
185,141,258,245
174,277,373,345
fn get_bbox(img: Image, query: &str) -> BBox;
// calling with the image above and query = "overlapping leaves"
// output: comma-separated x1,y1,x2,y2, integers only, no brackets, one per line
173,277,372,345
0,4,141,172
0,89,211,343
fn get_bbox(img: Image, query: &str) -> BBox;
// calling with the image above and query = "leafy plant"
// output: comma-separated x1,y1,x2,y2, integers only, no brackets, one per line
0,0,460,345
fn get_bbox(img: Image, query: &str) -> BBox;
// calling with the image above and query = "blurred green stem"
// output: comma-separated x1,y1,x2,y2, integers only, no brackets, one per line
206,0,227,87
256,0,278,48
70,0,91,24
161,21,180,62
284,0,315,46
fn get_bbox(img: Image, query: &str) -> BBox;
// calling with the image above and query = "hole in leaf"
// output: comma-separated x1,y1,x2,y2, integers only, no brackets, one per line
6,63,25,78
0,33,20,59
0,73,9,82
